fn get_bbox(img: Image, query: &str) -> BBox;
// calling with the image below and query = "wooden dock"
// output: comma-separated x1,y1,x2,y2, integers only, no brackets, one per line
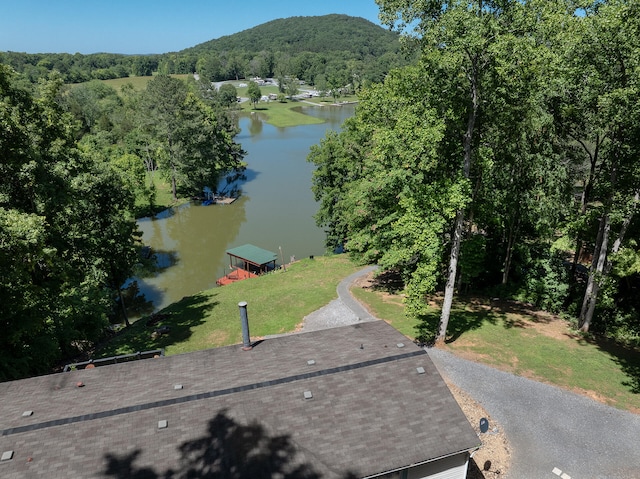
201,196,238,206
215,196,237,205
216,267,258,286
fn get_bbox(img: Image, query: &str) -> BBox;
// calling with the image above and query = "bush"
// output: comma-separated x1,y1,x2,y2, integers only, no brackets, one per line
514,250,570,313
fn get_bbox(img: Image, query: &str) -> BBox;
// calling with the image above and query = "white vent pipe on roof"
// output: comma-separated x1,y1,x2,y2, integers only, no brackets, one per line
238,301,252,350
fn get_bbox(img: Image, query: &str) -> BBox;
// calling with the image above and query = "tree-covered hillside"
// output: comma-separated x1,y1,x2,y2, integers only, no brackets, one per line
0,15,409,87
186,14,400,57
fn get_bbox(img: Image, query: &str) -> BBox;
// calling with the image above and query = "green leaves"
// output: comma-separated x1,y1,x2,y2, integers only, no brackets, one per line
0,65,143,380
309,62,459,317
140,75,246,200
312,1,640,341
247,81,262,108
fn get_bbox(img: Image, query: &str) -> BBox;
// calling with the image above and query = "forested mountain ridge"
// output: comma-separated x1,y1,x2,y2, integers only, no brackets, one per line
0,14,408,85
185,14,400,57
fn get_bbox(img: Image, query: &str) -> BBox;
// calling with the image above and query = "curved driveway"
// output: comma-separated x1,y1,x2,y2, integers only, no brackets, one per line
428,348,640,479
320,266,640,479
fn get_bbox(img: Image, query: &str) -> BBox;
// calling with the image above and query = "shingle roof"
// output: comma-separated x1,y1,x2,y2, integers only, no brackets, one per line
226,244,278,266
0,321,480,478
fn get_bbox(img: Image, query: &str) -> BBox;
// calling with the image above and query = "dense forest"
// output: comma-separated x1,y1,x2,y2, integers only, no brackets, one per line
309,0,640,346
0,15,409,87
0,65,245,380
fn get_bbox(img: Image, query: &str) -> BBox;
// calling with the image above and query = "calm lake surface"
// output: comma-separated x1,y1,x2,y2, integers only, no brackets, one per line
134,104,355,312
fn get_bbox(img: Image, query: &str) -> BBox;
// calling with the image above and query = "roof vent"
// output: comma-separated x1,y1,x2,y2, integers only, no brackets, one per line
22,411,33,417
416,367,426,374
173,384,183,390
1,451,14,462
303,391,313,400
238,301,252,351
397,342,405,348
307,360,316,366
158,420,168,429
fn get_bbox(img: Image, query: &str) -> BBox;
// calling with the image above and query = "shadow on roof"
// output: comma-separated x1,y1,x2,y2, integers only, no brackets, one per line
102,410,358,479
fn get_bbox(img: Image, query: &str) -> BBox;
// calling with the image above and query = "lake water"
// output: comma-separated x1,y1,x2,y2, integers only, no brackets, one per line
134,104,355,312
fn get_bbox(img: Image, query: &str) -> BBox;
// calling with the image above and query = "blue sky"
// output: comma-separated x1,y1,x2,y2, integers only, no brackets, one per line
0,0,384,54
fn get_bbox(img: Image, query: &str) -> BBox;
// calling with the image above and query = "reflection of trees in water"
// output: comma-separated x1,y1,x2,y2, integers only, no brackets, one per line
164,199,248,269
130,199,249,312
103,410,356,479
119,280,154,318
248,113,263,136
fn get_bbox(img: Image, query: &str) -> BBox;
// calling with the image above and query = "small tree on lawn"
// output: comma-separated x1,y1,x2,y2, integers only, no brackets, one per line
247,81,261,109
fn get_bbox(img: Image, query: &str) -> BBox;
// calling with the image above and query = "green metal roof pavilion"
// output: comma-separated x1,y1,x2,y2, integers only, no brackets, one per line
225,244,278,274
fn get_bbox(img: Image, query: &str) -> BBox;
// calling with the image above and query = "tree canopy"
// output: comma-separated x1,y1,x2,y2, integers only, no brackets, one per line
310,0,640,345
0,66,139,379
0,51,246,379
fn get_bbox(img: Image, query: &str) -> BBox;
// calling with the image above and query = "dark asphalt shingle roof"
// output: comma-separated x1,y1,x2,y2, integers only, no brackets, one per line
0,321,480,478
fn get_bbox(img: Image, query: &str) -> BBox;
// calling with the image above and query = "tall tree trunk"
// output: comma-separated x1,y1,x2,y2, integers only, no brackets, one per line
171,165,178,202
439,210,465,341
502,217,519,285
570,138,599,281
580,192,640,332
605,190,639,275
437,59,478,343
119,288,131,328
578,154,629,332
167,136,178,201
579,213,610,332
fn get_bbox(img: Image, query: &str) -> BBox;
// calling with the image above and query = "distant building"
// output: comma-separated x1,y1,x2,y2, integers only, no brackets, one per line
0,321,480,478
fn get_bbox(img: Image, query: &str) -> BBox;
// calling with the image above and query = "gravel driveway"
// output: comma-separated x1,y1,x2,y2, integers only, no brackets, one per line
302,266,640,479
428,348,640,479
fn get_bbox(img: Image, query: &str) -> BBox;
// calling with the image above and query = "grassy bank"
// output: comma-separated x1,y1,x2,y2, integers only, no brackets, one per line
98,255,361,356
234,82,357,128
240,102,325,128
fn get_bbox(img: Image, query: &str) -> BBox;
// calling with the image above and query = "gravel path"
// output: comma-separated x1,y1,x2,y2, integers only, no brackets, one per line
427,348,640,479
299,265,378,332
300,266,640,479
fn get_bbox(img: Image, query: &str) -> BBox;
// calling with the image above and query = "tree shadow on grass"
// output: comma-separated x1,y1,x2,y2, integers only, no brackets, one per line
482,298,559,330
414,297,499,345
575,334,640,395
95,292,220,358
102,410,357,479
415,295,565,345
368,269,405,293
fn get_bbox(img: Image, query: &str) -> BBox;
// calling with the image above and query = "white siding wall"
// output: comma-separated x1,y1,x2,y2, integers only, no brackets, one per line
406,453,469,479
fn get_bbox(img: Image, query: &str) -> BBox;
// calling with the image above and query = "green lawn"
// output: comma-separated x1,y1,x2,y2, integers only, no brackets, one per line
351,285,640,412
132,174,187,218
234,82,357,127
100,74,191,91
98,255,360,356
242,103,325,128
